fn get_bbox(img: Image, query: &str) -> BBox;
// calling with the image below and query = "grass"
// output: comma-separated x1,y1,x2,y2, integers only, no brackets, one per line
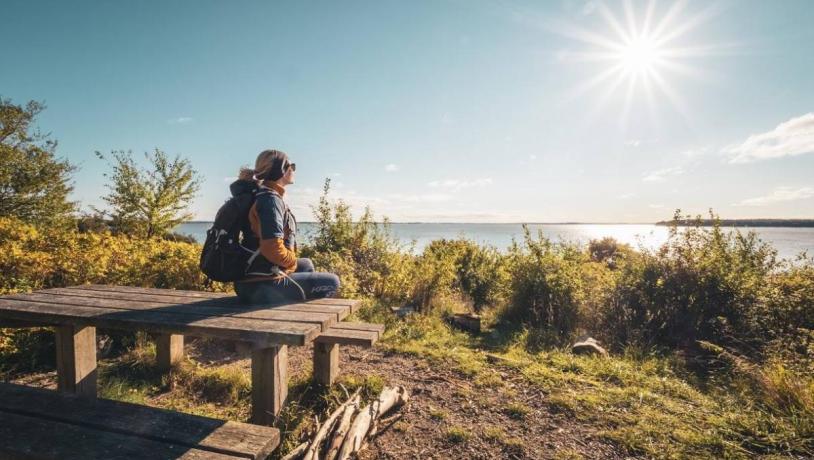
376,306,814,459
445,425,471,443
503,402,530,419
429,406,449,420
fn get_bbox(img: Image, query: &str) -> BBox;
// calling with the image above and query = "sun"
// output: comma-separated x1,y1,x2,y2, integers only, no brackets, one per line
619,36,661,74
553,0,727,124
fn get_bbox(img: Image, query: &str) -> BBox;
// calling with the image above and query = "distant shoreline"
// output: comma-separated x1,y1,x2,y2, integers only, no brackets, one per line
655,219,814,228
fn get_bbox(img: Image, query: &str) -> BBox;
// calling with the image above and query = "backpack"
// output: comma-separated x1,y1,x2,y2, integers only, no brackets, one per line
199,189,264,282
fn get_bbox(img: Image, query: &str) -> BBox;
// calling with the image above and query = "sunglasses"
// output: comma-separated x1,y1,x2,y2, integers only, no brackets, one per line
286,162,296,172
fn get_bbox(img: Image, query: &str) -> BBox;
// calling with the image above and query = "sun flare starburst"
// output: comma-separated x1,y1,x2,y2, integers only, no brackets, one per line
554,0,730,125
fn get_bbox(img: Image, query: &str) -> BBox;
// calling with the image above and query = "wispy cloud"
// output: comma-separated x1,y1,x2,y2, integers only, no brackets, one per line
642,167,684,182
723,113,814,163
386,193,453,203
168,116,193,125
384,164,399,172
683,146,711,158
734,186,814,207
427,178,493,192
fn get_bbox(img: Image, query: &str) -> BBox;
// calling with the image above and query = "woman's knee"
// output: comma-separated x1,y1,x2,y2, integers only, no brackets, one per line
309,273,340,298
296,258,315,273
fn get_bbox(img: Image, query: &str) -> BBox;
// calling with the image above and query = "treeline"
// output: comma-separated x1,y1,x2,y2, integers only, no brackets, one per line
656,218,814,227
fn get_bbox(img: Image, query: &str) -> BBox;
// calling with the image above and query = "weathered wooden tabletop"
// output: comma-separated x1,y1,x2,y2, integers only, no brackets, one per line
0,284,362,425
0,284,360,346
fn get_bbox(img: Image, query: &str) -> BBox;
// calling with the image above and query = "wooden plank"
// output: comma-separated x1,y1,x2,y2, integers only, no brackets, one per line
330,322,385,339
156,333,184,371
304,298,363,312
0,410,238,459
251,346,288,425
44,287,246,306
0,382,279,459
58,285,360,309
314,328,379,347
313,342,339,386
10,292,335,331
0,299,318,346
55,325,97,398
273,304,350,322
67,284,231,299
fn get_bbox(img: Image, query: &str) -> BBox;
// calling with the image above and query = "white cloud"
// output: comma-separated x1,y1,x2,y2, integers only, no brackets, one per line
582,1,597,15
648,204,665,209
386,193,453,203
617,192,636,199
683,147,711,158
528,154,537,160
168,116,193,125
733,186,814,207
384,164,399,172
642,167,684,182
723,113,814,163
427,178,493,192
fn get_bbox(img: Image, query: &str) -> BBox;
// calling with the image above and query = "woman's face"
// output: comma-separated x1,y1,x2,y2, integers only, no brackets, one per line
280,161,296,186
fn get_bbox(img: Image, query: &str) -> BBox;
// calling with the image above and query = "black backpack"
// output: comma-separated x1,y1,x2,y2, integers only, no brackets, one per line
199,190,261,282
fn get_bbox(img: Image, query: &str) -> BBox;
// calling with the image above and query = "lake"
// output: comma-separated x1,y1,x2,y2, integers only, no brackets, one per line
176,222,814,261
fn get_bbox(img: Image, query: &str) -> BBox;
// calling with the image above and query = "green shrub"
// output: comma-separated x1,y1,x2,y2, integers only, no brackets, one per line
0,216,227,294
300,179,413,303
501,227,590,345
601,213,782,353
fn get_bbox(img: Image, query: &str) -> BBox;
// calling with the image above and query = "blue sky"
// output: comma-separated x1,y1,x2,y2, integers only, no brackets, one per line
2,0,813,222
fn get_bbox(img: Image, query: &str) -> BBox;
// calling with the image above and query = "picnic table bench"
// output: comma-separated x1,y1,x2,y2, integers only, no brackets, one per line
0,284,383,428
0,381,279,459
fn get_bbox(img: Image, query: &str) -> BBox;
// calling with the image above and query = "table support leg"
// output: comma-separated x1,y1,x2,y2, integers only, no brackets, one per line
156,334,184,371
251,345,288,425
313,342,339,386
55,325,97,398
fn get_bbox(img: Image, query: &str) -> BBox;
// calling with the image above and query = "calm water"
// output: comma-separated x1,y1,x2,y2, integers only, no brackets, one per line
176,222,814,261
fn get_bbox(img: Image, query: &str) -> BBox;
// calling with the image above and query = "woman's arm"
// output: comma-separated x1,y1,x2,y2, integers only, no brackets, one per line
251,194,298,271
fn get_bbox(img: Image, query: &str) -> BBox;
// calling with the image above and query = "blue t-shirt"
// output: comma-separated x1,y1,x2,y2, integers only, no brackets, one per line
255,189,296,249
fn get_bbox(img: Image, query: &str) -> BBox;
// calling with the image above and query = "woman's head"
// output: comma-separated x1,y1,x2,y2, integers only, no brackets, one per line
240,149,296,186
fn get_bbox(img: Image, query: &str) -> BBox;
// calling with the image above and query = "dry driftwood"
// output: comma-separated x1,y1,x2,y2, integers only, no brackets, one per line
337,386,410,460
325,394,361,460
302,389,361,460
285,385,408,460
280,441,309,460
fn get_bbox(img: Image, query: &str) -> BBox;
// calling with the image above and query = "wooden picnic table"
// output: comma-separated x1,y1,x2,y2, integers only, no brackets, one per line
0,284,363,426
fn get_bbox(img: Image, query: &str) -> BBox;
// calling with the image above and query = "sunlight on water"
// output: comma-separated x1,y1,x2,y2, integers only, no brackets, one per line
177,222,813,261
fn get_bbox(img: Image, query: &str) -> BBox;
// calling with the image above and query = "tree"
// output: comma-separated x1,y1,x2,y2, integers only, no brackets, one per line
0,98,76,225
97,149,201,238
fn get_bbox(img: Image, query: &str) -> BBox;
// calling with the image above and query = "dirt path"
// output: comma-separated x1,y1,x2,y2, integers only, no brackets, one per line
198,342,631,460
11,340,631,459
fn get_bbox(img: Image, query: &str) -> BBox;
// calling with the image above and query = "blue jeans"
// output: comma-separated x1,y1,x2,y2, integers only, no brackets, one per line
234,258,340,305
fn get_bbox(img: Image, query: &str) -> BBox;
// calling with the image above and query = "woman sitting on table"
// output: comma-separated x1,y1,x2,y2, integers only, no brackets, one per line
231,149,340,305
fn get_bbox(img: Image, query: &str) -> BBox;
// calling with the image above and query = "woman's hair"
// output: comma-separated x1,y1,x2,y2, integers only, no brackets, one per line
238,149,289,182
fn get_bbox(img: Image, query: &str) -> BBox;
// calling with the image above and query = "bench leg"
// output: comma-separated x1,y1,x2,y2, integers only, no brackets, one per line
156,334,184,371
251,345,288,425
313,343,339,386
55,325,97,398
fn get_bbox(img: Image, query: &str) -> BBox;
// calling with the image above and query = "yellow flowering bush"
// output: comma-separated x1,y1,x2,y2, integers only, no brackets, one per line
0,217,225,294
